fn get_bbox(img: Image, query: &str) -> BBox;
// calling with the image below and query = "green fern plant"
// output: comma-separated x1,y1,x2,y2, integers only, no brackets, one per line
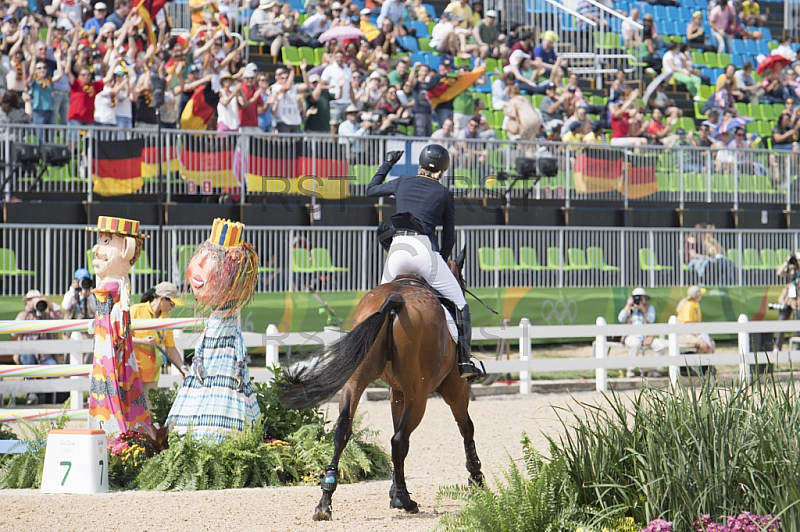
0,409,71,489
146,384,178,429
0,421,16,440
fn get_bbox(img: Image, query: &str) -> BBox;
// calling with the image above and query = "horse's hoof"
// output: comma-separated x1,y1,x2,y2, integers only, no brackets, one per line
312,506,332,521
469,473,485,487
390,496,419,513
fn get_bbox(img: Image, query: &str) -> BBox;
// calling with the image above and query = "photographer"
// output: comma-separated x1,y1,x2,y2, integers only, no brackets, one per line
61,267,97,320
774,252,800,351
618,287,667,378
12,289,64,405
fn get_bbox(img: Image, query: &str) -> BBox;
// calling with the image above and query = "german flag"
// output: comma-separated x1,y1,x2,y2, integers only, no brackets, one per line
574,148,623,194
132,0,167,47
180,84,219,131
245,136,299,194
620,154,658,199
179,136,236,188
141,144,179,179
430,67,485,109
92,138,145,196
296,143,350,199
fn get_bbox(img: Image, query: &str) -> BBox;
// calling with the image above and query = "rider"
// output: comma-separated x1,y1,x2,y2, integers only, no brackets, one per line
366,144,485,380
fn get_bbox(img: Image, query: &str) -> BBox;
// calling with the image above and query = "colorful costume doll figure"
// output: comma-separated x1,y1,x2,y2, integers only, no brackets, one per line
87,216,152,435
167,218,261,442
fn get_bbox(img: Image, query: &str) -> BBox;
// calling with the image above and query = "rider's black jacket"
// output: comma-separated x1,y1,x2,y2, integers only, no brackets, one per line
366,160,455,260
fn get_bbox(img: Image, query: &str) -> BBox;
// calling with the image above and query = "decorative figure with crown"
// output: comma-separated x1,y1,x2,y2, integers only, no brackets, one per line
166,218,261,442
87,216,152,435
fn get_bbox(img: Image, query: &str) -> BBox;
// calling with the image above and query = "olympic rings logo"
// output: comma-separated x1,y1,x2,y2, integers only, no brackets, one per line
540,299,578,325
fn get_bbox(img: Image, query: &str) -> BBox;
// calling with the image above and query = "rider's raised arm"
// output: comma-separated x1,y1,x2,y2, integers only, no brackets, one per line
366,150,405,197
440,191,456,260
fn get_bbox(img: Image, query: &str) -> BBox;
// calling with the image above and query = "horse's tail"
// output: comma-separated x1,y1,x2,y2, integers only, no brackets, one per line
277,293,404,409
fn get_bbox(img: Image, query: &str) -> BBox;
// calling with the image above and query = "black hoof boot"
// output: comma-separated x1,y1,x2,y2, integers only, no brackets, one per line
389,491,420,513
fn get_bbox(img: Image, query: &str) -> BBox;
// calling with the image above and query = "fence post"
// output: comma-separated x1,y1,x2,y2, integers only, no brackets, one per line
595,316,607,392
668,315,679,388
738,314,751,384
265,324,279,367
69,335,84,409
519,318,530,394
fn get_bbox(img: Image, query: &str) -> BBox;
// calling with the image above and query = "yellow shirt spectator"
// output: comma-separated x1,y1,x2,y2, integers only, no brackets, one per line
361,19,381,42
444,0,474,28
742,0,760,16
561,130,583,143
582,131,603,143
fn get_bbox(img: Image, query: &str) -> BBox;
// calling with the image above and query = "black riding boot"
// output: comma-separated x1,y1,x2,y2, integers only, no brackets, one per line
456,305,485,380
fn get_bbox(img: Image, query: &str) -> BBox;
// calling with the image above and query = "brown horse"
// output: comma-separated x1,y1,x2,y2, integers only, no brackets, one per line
277,256,483,521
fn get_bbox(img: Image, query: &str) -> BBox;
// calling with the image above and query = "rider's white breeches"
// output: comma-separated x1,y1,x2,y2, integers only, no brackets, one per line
382,235,467,309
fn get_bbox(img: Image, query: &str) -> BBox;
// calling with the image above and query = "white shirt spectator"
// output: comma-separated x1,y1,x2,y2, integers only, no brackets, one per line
430,20,454,50
321,61,353,104
59,0,85,26
94,86,117,125
662,50,677,73
217,92,240,131
621,18,641,46
377,0,406,28
301,13,331,39
491,78,509,110
115,84,133,122
338,119,367,150
271,84,302,126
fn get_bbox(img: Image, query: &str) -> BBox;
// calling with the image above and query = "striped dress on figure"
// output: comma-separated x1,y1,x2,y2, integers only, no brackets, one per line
166,313,260,442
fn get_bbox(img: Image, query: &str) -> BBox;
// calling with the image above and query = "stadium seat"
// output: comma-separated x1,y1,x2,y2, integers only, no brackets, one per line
478,247,523,271
567,248,591,270
314,47,325,65
547,247,578,271
734,102,748,116
761,249,781,270
311,248,349,272
703,52,719,68
132,250,162,275
418,37,432,52
174,244,197,280
412,20,429,38
518,247,549,270
698,85,714,100
638,248,673,271
0,248,34,276
281,46,300,66
761,28,772,41
291,248,315,273
717,52,730,66
694,101,708,119
586,246,620,271
299,46,317,66
691,51,706,66
398,35,419,52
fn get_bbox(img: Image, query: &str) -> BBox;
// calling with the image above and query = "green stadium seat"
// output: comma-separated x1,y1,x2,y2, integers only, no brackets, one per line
698,85,715,100
691,51,706,66
484,57,499,73
742,248,764,270
776,249,793,264
639,247,673,271
694,101,708,120
711,173,731,193
752,174,777,194
314,47,325,65
418,37,432,52
734,102,748,116
132,249,162,275
567,248,591,270
547,247,578,271
761,249,781,270
0,248,34,276
518,247,549,270
174,244,197,280
299,46,317,66
704,52,720,68
292,248,315,273
311,248,349,272
352,164,379,185
762,105,778,120
717,52,730,66
281,46,300,66
727,248,740,267
586,246,620,271
496,247,524,270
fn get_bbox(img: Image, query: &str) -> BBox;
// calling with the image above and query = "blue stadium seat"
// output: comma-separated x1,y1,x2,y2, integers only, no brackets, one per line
410,51,426,65
761,28,772,41
757,41,770,55
745,40,758,55
425,53,441,70
289,0,305,12
665,6,680,20
732,40,748,54
412,20,429,38
422,3,436,17
398,35,419,52
793,43,800,53
654,5,667,20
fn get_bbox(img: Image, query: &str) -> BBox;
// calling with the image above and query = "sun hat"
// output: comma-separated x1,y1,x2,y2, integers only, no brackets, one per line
87,216,149,239
632,287,650,298
485,9,497,18
95,2,107,9
360,8,371,15
23,289,43,302
345,104,359,114
154,282,185,306
687,286,706,299
307,73,321,83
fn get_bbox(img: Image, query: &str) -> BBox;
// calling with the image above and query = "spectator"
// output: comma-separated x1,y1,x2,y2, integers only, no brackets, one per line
189,0,218,32
540,81,569,136
359,9,380,42
6,35,27,98
379,84,409,122
338,104,369,162
84,2,108,35
456,116,488,167
374,18,400,56
533,30,562,76
621,8,641,48
609,69,628,101
740,0,767,26
387,57,410,88
135,67,159,130
775,252,800,350
49,19,73,125
93,67,122,127
491,71,514,110
618,287,667,378
769,112,800,185
509,30,534,59
761,70,788,104
377,0,406,29
470,0,483,27
561,119,584,143
66,53,103,131
271,66,303,132
641,13,665,50
321,49,354,134
582,120,606,143
686,10,715,51
561,106,589,138
648,82,683,119
503,49,539,94
444,0,474,29
695,121,714,147
680,42,711,85
106,0,131,30
303,72,332,133
216,71,241,132
610,87,647,147
704,81,735,114
431,117,458,157
676,286,715,371
237,64,262,132
12,289,64,405
641,14,663,73
503,84,541,143
577,0,608,28
410,63,435,136
662,41,701,101
28,51,64,142
708,0,735,53
249,0,290,58
472,9,507,59
299,5,333,47
702,223,736,284
62,268,97,320
257,73,274,133
644,107,677,144
716,64,746,103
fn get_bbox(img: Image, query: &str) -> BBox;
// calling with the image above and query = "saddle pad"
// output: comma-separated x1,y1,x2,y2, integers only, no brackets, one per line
442,304,458,343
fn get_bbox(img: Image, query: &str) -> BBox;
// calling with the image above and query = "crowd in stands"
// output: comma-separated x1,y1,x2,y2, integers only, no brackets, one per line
0,0,797,184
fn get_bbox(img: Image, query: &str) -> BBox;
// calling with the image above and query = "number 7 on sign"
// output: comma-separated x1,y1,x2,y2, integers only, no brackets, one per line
60,461,72,486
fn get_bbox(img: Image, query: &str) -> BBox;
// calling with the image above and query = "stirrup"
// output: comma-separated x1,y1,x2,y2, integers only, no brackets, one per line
459,359,486,382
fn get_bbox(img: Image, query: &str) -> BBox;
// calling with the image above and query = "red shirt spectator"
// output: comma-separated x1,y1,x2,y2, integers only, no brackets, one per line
611,112,629,138
68,74,103,123
646,120,667,137
239,77,259,128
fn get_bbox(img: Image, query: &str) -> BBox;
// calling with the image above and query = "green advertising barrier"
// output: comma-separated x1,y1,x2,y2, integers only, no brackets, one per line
0,286,787,343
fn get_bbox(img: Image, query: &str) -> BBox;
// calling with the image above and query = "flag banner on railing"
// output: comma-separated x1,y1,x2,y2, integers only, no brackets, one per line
180,84,219,131
179,136,235,187
92,137,145,196
574,148,623,194
620,154,658,199
296,143,350,199
141,144,179,179
245,136,298,194
430,66,486,109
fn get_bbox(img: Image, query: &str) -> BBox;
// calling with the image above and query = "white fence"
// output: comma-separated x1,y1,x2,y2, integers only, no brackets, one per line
1,315,798,422
1,223,798,296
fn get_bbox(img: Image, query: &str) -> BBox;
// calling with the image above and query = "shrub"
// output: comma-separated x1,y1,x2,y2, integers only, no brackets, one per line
0,410,70,489
550,374,800,530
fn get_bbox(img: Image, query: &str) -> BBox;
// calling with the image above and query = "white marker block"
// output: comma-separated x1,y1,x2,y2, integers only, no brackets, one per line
41,429,108,494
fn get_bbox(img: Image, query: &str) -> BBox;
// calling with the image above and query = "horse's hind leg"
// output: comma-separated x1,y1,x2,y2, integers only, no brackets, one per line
313,378,369,521
388,389,426,513
438,376,484,486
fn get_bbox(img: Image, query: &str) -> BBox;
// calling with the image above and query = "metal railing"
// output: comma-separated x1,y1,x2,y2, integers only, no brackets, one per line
3,125,800,208
1,224,798,296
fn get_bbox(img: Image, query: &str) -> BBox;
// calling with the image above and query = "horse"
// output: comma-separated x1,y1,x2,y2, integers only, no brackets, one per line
277,252,484,521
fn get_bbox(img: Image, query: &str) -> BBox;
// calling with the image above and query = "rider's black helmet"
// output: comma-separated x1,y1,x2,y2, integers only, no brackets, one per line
419,144,450,173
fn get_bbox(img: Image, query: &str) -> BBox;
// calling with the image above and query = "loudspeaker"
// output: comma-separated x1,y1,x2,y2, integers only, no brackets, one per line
11,143,41,165
41,143,71,167
516,156,559,178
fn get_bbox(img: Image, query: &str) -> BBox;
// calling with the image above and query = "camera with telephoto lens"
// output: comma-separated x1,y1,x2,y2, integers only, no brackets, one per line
34,299,48,317
80,277,93,290
769,303,788,311
632,295,642,305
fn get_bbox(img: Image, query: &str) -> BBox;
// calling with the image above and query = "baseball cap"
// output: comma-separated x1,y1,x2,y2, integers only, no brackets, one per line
542,30,559,42
545,81,557,90
56,18,73,30
187,64,199,73
95,2,108,9
307,73,321,83
154,282,184,305
331,1,342,9
568,120,581,132
485,9,497,17
360,8,371,15
243,63,258,77
441,57,453,68
509,49,531,65
632,287,649,298
687,286,706,299
677,128,686,136
74,268,91,280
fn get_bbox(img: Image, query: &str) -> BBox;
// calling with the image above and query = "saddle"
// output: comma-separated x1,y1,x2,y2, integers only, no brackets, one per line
392,274,458,322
